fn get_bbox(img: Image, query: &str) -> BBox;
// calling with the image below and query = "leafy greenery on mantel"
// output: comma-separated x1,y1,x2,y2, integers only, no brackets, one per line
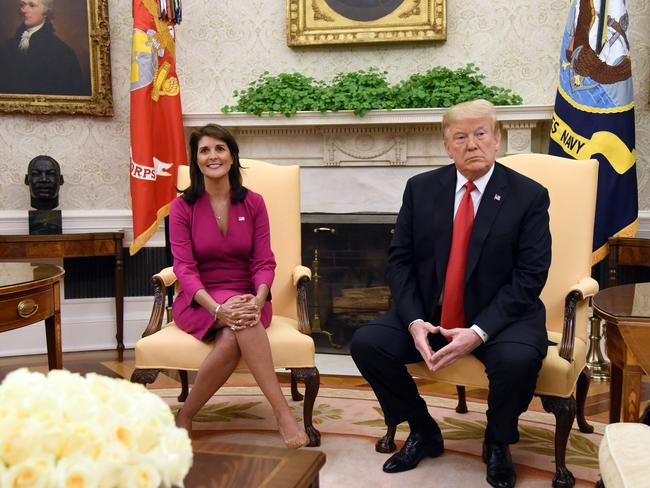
221,64,523,117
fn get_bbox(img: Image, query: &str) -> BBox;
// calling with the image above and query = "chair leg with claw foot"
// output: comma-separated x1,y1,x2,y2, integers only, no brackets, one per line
576,367,594,433
376,425,397,453
131,368,161,386
290,367,321,447
290,369,304,401
541,394,577,488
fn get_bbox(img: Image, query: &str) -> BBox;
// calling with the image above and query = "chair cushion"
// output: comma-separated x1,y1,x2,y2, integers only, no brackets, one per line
407,331,587,398
134,315,315,371
599,423,650,488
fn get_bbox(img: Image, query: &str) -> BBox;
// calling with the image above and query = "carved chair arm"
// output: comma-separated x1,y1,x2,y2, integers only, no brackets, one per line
569,277,599,299
156,266,177,287
293,265,312,285
559,277,599,362
294,265,313,335
140,267,178,338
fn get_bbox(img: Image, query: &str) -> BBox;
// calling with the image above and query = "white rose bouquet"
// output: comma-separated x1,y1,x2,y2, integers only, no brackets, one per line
0,368,193,488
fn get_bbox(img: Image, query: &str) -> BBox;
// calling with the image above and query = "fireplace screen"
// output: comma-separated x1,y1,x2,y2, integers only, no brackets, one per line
301,218,396,354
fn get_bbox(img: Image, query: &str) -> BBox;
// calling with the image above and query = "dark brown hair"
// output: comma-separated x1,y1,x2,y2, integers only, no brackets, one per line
182,124,247,203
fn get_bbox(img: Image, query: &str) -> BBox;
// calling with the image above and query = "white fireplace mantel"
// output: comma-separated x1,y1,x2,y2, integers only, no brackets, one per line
184,105,555,128
183,105,554,168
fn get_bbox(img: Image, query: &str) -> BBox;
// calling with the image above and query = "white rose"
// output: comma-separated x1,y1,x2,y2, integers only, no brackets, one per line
84,374,117,405
0,369,191,488
56,422,104,460
0,369,46,403
94,444,131,488
119,459,162,488
149,428,192,488
54,455,99,488
0,417,45,466
2,455,54,488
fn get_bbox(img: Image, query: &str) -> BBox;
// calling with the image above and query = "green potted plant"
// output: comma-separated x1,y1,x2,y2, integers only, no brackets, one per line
221,64,523,117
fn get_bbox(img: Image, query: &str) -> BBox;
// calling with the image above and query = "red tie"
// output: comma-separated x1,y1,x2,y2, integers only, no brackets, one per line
440,181,476,330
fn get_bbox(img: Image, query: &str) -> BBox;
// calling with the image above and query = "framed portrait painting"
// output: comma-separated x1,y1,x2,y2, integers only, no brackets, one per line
0,0,113,116
287,0,446,46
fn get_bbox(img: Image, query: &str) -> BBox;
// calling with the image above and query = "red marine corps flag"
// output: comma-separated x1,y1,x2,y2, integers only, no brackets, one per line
129,0,186,255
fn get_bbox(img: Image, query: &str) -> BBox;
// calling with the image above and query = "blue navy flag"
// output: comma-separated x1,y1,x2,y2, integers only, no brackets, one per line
549,0,638,264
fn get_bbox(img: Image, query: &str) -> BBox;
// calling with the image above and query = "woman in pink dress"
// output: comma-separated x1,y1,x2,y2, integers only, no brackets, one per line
170,124,308,448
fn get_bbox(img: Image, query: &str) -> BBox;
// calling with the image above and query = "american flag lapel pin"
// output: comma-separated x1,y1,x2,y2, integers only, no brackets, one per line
238,216,245,221
494,194,501,201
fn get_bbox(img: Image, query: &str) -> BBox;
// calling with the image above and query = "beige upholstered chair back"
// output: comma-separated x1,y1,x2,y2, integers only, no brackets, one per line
498,154,598,340
175,160,301,320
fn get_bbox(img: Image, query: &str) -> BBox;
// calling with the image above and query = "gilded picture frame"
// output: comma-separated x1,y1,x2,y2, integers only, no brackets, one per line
287,0,446,46
0,0,113,116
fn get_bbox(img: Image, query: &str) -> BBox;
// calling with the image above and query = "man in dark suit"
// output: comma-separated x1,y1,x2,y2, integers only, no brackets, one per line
350,99,552,488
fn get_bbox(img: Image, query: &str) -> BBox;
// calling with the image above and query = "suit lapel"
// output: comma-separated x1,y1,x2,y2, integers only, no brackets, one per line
433,166,457,286
465,163,508,282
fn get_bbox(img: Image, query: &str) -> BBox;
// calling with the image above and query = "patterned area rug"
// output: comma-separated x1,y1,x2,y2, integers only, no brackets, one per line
154,385,603,487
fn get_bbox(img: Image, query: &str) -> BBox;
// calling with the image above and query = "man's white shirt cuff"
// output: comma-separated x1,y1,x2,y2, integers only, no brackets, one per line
408,319,424,331
470,324,488,342
408,320,488,342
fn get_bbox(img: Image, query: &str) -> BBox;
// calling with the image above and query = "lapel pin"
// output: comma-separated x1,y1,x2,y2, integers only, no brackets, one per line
494,194,501,201
238,216,245,221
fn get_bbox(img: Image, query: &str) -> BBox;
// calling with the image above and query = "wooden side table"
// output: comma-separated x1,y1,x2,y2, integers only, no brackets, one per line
593,282,650,423
0,232,125,359
187,438,326,488
0,263,65,369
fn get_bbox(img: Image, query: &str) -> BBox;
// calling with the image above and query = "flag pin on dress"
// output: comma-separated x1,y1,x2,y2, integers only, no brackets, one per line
238,216,245,221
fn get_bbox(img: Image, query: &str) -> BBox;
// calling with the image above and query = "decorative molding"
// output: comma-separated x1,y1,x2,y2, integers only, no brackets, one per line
183,105,555,128
0,209,165,248
638,211,650,238
506,128,533,154
185,106,554,168
2,209,646,247
322,128,406,166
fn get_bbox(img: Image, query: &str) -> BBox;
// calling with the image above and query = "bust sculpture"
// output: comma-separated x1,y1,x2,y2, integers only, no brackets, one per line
24,155,64,210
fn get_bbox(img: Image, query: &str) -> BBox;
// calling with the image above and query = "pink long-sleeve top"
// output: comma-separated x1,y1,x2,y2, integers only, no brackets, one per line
169,189,276,339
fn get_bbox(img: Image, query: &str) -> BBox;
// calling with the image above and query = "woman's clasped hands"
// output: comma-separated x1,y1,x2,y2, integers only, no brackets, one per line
215,294,261,331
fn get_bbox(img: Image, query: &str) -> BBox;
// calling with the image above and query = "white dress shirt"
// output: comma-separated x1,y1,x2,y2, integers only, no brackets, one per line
409,163,496,343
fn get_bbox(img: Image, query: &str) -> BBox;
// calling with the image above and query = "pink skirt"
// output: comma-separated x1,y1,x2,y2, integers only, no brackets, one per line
172,288,272,340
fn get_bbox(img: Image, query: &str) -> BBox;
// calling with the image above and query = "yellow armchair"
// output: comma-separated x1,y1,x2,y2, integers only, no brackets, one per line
377,154,599,488
131,160,321,446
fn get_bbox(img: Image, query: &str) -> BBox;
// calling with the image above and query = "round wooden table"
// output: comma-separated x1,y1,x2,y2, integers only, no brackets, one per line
0,262,65,369
593,282,650,422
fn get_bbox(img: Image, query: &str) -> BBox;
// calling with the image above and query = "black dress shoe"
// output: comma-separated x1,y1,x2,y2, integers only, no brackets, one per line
483,442,516,488
382,431,444,473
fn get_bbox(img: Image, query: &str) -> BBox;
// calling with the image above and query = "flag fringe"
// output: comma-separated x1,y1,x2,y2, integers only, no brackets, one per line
591,218,640,265
129,201,173,256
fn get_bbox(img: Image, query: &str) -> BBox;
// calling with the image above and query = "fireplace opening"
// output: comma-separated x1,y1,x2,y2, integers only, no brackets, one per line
301,214,396,354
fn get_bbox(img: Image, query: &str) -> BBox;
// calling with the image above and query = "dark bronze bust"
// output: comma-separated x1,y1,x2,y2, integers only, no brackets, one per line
24,155,64,210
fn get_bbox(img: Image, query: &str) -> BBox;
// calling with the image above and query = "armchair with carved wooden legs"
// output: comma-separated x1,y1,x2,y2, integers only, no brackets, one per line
374,154,600,488
130,160,321,446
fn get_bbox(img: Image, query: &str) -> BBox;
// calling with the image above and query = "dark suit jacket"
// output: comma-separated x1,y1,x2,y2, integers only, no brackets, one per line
379,162,552,355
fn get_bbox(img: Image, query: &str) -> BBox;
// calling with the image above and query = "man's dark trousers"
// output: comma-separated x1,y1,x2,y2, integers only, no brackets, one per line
350,319,543,444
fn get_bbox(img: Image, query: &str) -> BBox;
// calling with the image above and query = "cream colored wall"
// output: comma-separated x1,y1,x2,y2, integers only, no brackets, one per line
0,0,648,211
